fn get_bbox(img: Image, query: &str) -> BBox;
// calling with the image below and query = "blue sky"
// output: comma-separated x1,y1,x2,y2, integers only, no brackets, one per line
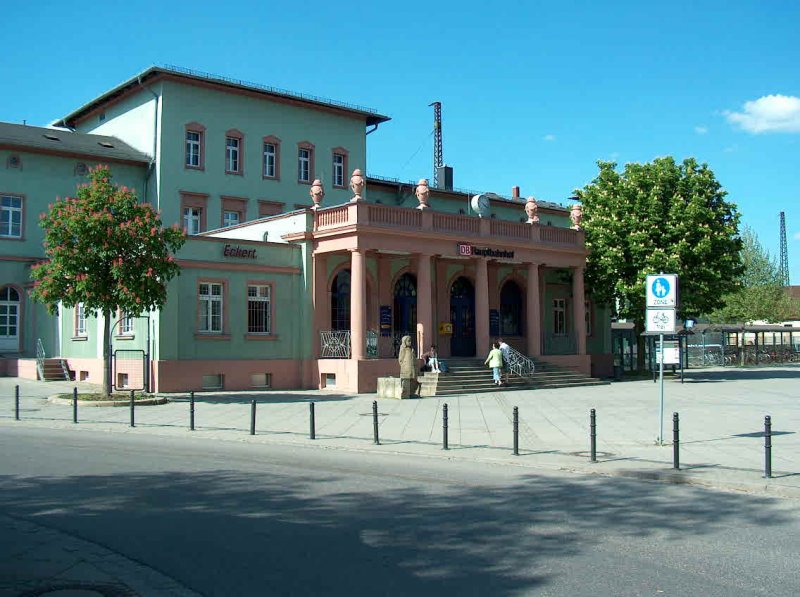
3,0,799,282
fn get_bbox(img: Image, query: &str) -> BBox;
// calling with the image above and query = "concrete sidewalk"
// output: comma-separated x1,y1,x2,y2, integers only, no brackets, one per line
1,367,799,595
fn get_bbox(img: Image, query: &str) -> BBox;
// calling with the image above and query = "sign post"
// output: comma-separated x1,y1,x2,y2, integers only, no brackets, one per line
645,274,678,446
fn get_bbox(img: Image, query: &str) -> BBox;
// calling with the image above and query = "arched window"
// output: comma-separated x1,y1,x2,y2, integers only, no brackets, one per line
330,270,351,331
0,286,20,351
500,280,522,336
393,273,417,336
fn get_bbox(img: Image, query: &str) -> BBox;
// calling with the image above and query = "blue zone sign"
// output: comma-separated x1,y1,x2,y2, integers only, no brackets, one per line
646,274,678,308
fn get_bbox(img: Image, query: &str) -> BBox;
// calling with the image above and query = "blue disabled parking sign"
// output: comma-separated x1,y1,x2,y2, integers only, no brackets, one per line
646,274,677,307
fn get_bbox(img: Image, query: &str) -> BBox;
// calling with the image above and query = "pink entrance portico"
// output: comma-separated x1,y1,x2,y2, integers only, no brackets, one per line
288,201,591,394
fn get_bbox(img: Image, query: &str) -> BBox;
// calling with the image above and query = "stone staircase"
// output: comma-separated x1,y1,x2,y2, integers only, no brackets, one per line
422,357,607,396
39,358,71,381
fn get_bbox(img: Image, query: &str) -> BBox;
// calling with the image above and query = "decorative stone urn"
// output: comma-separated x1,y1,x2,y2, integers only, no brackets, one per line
309,179,325,210
350,169,366,202
524,196,539,223
415,178,430,210
570,204,583,230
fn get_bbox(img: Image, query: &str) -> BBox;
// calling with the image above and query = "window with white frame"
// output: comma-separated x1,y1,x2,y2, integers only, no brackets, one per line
247,285,271,334
553,298,566,336
198,283,223,333
226,137,240,173
185,131,202,167
223,210,240,228
333,153,345,187
183,207,202,235
0,195,22,238
75,303,87,336
263,143,276,178
119,312,134,335
298,148,311,182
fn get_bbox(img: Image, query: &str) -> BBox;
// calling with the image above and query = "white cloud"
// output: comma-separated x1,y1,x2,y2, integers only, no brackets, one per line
723,145,738,153
543,134,556,142
724,94,800,133
793,232,800,241
695,126,708,134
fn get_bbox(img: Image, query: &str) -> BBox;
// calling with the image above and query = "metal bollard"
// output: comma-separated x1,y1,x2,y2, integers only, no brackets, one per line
442,403,449,450
73,387,78,424
14,385,20,421
590,409,597,463
130,390,135,428
250,400,256,436
372,400,380,445
309,402,316,440
513,406,519,456
764,415,772,479
189,391,195,431
673,412,680,469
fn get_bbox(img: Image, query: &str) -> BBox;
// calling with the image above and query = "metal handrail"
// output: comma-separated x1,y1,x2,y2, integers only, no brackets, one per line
36,338,46,380
505,344,536,379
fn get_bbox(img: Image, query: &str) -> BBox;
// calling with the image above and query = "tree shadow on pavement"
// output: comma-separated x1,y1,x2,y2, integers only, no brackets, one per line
0,459,794,595
682,367,800,383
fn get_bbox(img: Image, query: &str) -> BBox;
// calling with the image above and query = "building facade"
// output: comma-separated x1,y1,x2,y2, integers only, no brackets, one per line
0,66,611,393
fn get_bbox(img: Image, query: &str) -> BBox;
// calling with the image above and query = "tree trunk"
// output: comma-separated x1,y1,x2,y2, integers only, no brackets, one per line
103,309,112,397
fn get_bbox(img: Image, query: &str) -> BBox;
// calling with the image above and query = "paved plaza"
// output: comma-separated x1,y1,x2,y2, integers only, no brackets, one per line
2,366,798,497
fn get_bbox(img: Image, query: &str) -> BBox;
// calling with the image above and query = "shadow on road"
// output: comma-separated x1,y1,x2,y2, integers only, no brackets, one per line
0,458,793,595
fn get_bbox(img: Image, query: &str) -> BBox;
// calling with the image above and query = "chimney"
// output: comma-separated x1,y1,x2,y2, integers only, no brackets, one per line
512,186,520,199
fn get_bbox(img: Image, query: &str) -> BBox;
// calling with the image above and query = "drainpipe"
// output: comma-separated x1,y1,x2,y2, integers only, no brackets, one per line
366,123,380,136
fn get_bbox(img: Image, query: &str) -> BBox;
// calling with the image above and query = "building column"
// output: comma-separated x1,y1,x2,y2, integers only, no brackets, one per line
377,254,393,358
313,253,328,359
475,258,490,356
526,262,541,356
573,266,587,355
416,254,433,354
350,249,366,360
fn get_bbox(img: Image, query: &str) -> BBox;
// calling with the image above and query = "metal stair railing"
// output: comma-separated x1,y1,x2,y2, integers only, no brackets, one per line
505,345,536,380
36,338,46,380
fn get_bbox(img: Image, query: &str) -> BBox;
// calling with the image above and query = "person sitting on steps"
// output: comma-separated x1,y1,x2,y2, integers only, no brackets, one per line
421,345,441,373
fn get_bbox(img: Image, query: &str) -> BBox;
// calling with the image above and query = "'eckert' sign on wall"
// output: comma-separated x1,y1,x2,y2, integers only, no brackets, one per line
223,244,257,259
457,243,514,259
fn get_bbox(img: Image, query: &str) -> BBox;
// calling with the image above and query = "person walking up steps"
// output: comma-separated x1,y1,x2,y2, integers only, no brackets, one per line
498,338,511,384
485,342,504,386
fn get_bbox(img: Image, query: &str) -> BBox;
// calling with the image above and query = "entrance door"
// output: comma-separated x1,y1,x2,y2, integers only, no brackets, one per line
393,273,417,353
0,287,20,352
450,277,475,357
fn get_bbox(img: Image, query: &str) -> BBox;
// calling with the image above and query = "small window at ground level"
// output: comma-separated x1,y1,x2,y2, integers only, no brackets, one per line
202,374,224,390
251,373,272,388
324,373,336,388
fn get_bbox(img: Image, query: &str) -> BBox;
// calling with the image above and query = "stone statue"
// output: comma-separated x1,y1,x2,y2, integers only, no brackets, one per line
350,168,365,202
397,335,418,398
309,179,324,210
524,196,539,223
570,204,583,230
415,178,430,210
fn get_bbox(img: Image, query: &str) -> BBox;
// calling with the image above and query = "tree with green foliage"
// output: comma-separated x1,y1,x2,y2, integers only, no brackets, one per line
574,157,742,369
709,226,797,323
30,165,186,396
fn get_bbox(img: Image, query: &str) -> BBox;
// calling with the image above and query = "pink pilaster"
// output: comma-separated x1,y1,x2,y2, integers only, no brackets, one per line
350,249,366,360
573,266,587,355
475,258,490,356
416,254,433,353
313,253,328,360
526,262,541,356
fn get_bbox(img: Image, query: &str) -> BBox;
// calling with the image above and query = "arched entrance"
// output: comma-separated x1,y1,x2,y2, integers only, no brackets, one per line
0,286,20,352
393,273,417,352
450,277,475,357
500,280,522,336
330,270,350,331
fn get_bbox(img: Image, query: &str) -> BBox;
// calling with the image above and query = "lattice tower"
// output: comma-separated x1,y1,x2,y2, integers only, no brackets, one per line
779,211,789,286
429,101,442,187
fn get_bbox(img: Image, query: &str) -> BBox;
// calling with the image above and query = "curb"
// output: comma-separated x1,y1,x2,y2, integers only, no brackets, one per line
47,396,170,407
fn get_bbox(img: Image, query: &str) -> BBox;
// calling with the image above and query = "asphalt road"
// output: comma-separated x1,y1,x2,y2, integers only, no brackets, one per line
1,427,798,596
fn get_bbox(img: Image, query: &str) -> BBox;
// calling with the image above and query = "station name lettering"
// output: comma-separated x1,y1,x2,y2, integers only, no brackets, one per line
458,243,514,259
223,244,257,259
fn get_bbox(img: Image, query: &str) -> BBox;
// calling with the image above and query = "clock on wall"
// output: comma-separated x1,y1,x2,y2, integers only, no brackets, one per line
470,194,490,218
